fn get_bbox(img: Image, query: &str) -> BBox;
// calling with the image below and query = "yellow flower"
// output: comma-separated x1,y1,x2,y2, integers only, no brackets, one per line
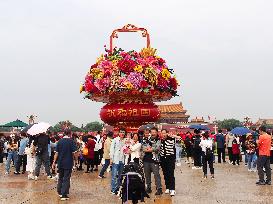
124,82,134,90
161,68,171,80
80,85,84,93
140,47,157,58
134,65,143,73
90,68,103,79
96,54,105,64
144,66,158,85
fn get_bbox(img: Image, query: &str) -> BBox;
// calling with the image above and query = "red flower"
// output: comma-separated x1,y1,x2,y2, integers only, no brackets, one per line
85,80,98,93
169,78,178,90
157,75,168,89
140,80,149,89
117,59,136,74
90,63,98,69
104,69,111,77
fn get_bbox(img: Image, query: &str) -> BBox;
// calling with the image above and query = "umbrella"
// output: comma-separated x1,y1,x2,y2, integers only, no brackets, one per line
27,122,51,136
230,127,252,135
1,119,28,128
189,124,210,131
21,124,36,133
138,124,155,131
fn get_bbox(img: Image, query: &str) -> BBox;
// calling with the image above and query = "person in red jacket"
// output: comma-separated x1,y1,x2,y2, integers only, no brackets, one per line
232,136,240,166
85,136,96,173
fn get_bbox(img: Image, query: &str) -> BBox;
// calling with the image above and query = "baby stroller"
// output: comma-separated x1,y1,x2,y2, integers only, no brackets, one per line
119,162,149,204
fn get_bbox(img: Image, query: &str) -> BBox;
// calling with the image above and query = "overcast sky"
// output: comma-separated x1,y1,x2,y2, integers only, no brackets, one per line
1,0,273,126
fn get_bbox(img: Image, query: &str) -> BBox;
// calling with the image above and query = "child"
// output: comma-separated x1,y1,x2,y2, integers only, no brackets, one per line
232,137,240,165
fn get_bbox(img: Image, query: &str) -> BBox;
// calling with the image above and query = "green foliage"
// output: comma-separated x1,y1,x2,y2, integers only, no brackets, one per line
51,121,82,132
84,121,103,132
217,119,242,130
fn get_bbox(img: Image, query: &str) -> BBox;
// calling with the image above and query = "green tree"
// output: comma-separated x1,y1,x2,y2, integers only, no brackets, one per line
51,121,82,132
217,119,242,130
84,121,103,132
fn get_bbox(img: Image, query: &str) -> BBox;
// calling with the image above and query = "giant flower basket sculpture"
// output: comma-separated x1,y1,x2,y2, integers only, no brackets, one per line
80,24,179,131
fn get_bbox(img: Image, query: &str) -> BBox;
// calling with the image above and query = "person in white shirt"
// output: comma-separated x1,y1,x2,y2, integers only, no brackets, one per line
94,131,103,171
200,131,215,179
130,133,142,164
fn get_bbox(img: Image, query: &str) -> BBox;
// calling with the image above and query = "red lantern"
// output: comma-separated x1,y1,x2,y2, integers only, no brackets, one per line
100,103,160,127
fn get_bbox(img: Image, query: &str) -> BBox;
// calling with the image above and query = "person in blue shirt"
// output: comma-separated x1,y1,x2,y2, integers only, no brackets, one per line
216,130,226,163
14,132,29,174
52,130,77,201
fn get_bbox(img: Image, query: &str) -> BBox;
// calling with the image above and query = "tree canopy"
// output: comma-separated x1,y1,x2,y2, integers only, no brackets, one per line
217,119,242,130
83,121,103,132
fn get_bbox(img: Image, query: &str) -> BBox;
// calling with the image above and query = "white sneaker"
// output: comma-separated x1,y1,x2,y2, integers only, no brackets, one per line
170,190,176,196
252,169,257,172
34,176,38,181
28,175,35,180
176,163,181,167
5,172,9,175
165,189,170,194
192,166,198,170
248,169,252,172
186,161,190,164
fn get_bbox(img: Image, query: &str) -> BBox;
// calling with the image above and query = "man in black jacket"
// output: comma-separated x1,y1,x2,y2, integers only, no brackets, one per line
192,129,202,169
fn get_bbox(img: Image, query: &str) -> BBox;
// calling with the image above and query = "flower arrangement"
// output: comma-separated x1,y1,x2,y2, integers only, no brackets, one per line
80,47,179,99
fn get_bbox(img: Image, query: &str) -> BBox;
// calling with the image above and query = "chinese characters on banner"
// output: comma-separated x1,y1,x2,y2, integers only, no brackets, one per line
107,108,151,118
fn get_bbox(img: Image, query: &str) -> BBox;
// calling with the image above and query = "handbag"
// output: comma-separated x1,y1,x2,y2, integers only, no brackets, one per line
82,146,89,156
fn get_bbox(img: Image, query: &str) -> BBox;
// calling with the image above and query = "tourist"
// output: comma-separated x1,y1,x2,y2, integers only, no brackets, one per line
192,129,202,170
110,128,126,195
94,131,103,171
33,133,52,180
184,132,193,165
240,135,248,166
245,134,257,172
98,131,113,178
25,135,36,180
123,132,133,165
142,127,162,195
5,135,18,174
130,133,142,164
85,136,96,173
76,136,85,171
226,130,235,164
256,126,271,185
52,130,78,201
175,133,183,166
216,129,226,163
160,129,180,196
14,132,29,174
200,131,215,179
0,135,5,163
232,136,240,166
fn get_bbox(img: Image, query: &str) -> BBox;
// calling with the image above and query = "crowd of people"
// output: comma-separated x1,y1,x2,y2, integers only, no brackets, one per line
0,125,272,202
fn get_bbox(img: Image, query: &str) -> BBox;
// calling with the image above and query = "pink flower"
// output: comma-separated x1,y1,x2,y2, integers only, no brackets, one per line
127,72,144,88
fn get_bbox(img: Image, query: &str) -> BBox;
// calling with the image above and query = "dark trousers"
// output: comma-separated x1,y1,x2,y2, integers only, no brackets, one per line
257,156,271,182
86,158,94,172
143,162,162,190
193,148,202,167
99,159,110,177
57,168,72,196
217,148,226,163
35,151,51,177
202,153,214,175
233,154,240,165
94,149,103,166
16,154,27,173
228,147,233,162
160,155,175,190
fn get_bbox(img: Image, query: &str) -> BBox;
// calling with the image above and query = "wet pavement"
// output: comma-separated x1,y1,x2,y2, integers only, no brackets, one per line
0,161,272,204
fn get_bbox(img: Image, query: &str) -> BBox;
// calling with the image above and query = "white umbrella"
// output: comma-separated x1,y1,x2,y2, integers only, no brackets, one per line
27,122,51,136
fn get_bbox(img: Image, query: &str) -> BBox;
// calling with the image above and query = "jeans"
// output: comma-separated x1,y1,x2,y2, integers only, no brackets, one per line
202,152,214,175
57,168,72,196
175,145,182,163
161,155,175,190
16,154,27,173
6,151,18,173
35,151,51,177
217,148,226,163
143,162,162,190
247,153,257,170
257,156,271,182
243,150,248,164
99,159,110,177
111,161,124,193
